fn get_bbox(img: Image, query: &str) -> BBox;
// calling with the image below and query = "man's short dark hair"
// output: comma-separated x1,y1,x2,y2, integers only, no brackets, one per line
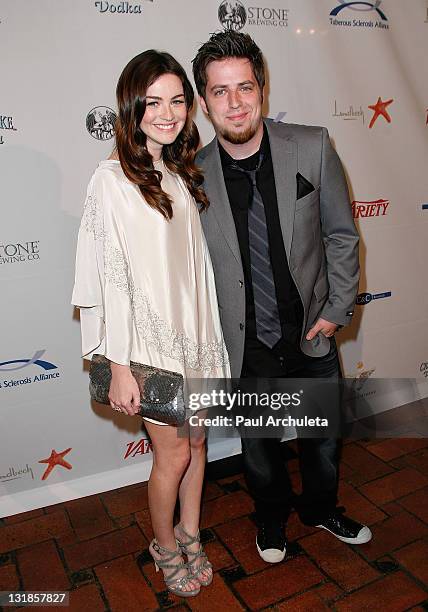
192,31,265,99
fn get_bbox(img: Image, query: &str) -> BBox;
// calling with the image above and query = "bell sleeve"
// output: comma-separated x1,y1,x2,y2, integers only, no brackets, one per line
71,171,133,366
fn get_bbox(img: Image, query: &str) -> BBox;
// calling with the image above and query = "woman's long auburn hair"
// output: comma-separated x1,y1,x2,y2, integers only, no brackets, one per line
115,50,208,219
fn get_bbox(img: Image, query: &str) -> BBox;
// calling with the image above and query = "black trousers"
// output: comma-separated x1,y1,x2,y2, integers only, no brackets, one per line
240,339,341,526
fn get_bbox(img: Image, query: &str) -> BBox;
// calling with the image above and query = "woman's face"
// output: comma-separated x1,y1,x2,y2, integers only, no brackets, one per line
140,73,187,160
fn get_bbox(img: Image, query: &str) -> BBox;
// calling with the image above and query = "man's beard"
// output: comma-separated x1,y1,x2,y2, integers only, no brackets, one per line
220,123,258,145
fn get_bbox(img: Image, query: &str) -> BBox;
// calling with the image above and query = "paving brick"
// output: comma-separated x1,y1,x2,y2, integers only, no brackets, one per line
95,554,158,612
187,573,244,611
63,525,146,572
286,511,318,542
381,501,403,517
338,481,387,525
201,490,254,529
315,581,343,603
366,438,428,462
134,508,153,542
359,511,428,560
274,589,330,611
3,508,45,525
215,516,266,574
203,539,235,571
399,488,428,524
65,495,114,541
234,556,324,609
203,481,224,501
0,510,73,553
300,529,379,591
403,449,428,475
101,485,149,517
393,539,428,584
17,540,70,591
341,443,393,485
359,468,428,505
0,563,19,590
68,583,106,611
335,571,427,612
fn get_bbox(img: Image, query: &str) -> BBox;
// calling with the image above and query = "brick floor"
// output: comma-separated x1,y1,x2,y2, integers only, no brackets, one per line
0,438,427,610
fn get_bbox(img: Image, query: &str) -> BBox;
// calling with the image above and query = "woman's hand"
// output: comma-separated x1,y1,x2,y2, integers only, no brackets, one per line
108,362,140,416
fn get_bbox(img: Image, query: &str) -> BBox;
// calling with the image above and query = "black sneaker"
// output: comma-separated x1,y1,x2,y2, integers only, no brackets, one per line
316,507,372,544
256,520,287,563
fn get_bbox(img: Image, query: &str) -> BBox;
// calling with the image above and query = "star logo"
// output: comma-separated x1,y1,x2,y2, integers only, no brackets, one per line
39,448,72,480
368,97,393,128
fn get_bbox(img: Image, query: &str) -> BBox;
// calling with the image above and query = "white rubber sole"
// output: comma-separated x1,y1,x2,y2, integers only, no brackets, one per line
316,524,372,544
256,537,286,563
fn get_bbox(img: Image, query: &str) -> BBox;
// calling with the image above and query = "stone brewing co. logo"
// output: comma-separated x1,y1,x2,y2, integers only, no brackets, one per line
0,114,17,145
218,0,289,30
0,240,40,265
330,0,389,29
352,198,389,219
86,106,117,141
0,349,61,390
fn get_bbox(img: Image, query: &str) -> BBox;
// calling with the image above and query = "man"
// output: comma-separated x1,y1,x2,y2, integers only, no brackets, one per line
192,31,372,563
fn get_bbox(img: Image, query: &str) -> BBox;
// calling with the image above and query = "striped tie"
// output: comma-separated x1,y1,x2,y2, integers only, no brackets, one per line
231,156,282,348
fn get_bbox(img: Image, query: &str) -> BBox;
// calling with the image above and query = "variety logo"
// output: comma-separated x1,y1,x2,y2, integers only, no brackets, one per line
368,96,393,128
333,100,365,125
38,448,72,480
420,362,428,378
94,1,151,14
0,350,61,390
329,0,388,29
0,114,17,145
0,240,40,265
0,464,34,483
356,291,391,305
124,437,153,459
86,106,117,140
352,198,389,219
218,0,289,30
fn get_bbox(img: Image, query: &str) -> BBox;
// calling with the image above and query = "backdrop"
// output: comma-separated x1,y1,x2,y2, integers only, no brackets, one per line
1,0,427,517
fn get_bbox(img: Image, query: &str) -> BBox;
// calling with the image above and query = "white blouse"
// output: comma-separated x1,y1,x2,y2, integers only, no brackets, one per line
72,159,230,384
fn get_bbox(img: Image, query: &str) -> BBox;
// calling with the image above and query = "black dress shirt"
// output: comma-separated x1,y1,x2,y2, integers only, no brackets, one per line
219,128,305,375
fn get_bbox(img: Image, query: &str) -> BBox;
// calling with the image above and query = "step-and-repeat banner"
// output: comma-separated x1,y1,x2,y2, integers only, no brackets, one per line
1,0,427,516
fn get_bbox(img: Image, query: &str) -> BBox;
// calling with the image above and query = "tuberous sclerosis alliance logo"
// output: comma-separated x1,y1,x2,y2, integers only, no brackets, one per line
0,350,61,389
356,291,391,305
330,1,389,29
218,0,289,30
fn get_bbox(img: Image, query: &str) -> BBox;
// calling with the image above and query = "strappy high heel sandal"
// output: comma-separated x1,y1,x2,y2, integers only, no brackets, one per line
174,524,213,587
149,539,200,598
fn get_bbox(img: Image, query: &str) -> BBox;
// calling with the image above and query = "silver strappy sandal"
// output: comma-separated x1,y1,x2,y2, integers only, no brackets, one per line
174,524,213,587
149,539,201,598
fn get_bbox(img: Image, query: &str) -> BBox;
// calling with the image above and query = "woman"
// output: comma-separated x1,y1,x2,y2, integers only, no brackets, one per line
72,50,230,597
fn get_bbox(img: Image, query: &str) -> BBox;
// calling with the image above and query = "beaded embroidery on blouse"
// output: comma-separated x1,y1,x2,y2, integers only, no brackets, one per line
81,192,229,372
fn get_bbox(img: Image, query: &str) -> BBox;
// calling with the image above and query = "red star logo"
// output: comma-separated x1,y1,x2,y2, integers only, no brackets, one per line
368,97,393,129
39,448,72,480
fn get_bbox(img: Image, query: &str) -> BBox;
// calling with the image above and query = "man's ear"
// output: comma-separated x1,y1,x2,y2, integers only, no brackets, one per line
199,95,209,115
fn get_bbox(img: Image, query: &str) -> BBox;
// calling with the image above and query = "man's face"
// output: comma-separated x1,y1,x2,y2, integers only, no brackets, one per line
199,57,263,145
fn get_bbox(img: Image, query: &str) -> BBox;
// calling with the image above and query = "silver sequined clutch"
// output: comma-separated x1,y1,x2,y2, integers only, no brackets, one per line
89,354,186,426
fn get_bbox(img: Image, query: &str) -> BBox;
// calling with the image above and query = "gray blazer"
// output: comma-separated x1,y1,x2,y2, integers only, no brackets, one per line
197,118,359,378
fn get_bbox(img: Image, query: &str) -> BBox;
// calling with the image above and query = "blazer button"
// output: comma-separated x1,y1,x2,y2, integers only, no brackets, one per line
239,323,244,330
239,280,243,287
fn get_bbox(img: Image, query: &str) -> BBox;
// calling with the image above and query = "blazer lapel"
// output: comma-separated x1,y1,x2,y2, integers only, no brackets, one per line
202,140,242,264
265,120,297,259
